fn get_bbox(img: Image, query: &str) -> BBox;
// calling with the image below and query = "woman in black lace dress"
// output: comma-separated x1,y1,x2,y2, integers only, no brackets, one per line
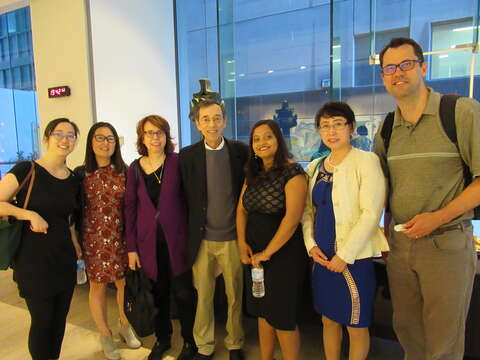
236,120,307,360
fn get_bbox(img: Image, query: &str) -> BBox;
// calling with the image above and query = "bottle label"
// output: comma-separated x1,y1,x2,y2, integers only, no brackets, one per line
76,259,85,270
251,267,264,281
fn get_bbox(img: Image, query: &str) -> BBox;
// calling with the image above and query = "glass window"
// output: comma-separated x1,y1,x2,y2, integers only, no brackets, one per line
431,18,480,79
176,0,480,235
354,28,409,87
175,0,219,147
6,12,16,33
0,7,37,178
176,0,480,150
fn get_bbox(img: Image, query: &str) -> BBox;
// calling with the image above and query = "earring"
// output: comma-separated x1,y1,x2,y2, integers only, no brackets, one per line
254,154,258,159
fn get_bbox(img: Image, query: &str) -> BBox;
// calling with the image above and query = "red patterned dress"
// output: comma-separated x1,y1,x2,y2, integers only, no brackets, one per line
82,165,128,283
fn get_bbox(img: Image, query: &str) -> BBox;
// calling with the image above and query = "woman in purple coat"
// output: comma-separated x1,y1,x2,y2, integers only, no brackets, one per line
124,115,197,360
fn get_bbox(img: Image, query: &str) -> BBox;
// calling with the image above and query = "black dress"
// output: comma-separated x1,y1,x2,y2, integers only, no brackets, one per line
243,163,307,330
10,161,80,299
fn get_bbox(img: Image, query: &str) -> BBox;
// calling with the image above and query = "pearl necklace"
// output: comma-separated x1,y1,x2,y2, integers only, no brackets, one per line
326,155,337,169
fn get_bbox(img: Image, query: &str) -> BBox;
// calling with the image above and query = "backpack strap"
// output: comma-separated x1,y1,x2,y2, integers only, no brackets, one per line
438,95,468,178
439,94,460,145
438,94,478,218
380,112,395,152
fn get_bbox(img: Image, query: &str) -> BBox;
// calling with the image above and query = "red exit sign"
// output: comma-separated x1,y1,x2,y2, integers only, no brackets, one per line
48,86,71,98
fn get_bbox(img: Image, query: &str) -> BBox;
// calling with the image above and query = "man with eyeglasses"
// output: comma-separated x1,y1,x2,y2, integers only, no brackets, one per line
179,81,248,360
373,37,480,360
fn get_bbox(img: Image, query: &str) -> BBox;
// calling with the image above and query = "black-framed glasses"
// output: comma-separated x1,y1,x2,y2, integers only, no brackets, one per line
94,134,116,143
144,130,164,138
51,132,76,142
381,59,423,75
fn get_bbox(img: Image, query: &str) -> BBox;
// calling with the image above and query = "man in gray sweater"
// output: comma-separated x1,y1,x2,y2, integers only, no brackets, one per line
180,85,248,360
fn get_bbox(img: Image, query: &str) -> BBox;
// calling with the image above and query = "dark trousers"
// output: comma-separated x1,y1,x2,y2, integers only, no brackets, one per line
24,286,75,360
152,239,196,346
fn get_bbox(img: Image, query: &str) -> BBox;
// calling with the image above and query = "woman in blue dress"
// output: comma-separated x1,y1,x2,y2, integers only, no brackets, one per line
302,102,389,360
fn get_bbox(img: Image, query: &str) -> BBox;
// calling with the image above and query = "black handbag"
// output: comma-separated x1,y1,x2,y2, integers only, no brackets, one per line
0,162,35,270
124,268,158,337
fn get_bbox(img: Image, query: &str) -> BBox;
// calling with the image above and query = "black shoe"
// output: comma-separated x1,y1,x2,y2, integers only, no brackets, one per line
177,342,197,360
148,341,171,360
193,352,214,360
229,349,245,360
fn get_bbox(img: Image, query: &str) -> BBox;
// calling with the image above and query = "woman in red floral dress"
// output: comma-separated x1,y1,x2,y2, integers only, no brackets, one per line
75,122,140,360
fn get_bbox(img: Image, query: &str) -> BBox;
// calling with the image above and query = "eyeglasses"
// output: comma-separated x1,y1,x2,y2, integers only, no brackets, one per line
51,132,76,142
144,130,164,138
382,59,422,76
198,117,224,125
319,122,348,132
94,134,116,143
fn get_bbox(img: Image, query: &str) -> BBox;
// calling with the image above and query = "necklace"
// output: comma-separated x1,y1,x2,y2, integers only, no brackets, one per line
147,156,165,184
152,166,164,184
326,155,336,169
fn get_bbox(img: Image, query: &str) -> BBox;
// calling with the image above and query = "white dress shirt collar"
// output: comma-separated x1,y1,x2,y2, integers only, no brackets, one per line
204,137,225,151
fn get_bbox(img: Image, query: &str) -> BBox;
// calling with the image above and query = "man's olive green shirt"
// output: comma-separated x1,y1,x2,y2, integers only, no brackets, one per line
374,88,480,225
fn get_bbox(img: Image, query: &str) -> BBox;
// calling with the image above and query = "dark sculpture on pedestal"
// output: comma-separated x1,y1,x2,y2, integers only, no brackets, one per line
273,100,297,149
189,78,223,121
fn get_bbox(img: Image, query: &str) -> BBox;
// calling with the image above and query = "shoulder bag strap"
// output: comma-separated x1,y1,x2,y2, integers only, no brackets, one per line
10,161,35,202
22,161,36,209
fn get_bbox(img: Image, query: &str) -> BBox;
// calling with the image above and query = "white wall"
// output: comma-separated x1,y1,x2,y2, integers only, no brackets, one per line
30,0,95,168
88,0,179,164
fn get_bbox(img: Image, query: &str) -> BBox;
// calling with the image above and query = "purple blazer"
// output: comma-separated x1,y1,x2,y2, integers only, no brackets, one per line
124,152,188,281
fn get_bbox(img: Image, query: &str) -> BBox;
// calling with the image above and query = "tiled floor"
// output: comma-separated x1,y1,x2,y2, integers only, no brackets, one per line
0,269,403,359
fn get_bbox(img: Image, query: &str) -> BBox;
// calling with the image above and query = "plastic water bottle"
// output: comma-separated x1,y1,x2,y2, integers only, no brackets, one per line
76,259,87,285
252,265,265,298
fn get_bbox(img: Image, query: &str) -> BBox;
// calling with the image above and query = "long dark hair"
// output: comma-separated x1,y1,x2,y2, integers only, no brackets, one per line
84,122,126,174
245,119,291,185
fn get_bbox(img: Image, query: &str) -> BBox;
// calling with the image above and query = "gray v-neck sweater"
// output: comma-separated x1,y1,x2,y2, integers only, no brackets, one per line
205,145,236,241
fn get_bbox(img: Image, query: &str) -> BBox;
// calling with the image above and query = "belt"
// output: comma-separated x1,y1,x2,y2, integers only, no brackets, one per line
430,220,471,236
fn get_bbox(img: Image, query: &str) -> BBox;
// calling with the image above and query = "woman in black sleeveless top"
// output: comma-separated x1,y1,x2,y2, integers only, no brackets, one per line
0,118,81,360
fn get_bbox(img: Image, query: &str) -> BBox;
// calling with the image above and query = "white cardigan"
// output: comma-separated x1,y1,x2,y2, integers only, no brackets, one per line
302,148,389,264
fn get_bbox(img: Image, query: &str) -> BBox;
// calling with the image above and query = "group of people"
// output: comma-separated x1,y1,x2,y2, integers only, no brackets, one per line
0,36,478,360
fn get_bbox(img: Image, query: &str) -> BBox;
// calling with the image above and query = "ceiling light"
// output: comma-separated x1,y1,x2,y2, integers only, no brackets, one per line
453,26,477,32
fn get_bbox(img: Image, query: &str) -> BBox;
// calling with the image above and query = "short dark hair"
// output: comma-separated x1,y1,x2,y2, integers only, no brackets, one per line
245,119,291,185
314,101,356,129
44,118,79,139
379,37,424,67
84,122,126,174
191,99,226,122
136,115,175,156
